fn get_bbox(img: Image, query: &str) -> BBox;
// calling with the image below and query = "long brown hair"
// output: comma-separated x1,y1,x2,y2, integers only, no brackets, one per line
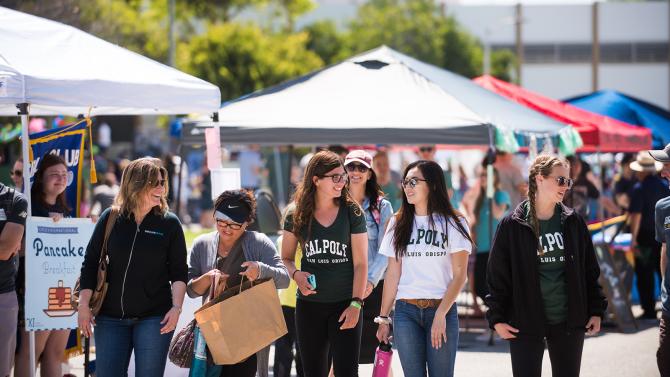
291,150,360,243
527,154,570,254
31,153,71,214
392,160,473,259
114,157,169,216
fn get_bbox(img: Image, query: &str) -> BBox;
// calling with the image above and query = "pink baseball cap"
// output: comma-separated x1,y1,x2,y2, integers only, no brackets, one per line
344,150,373,168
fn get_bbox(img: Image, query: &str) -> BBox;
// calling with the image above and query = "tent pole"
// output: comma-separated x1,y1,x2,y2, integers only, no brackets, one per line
17,103,36,377
273,147,286,209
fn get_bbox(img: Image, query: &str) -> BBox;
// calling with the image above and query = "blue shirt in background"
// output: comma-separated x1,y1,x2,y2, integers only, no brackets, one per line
475,190,511,253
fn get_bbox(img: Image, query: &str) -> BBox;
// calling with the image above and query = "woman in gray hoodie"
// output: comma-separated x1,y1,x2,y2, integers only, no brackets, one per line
187,189,289,376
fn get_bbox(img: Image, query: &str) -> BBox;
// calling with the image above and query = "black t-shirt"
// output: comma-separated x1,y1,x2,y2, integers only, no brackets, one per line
0,184,28,294
630,175,670,247
31,200,69,218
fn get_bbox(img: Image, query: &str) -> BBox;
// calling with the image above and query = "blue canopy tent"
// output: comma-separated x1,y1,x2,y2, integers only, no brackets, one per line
565,90,670,149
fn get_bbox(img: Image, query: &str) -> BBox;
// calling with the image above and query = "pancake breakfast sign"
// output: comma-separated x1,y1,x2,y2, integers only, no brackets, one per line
25,217,95,331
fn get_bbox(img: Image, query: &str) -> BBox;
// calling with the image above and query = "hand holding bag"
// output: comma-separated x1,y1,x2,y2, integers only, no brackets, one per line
71,207,119,315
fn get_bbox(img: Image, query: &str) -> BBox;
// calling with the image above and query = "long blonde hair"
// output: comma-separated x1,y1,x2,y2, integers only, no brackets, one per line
527,155,570,254
114,157,169,216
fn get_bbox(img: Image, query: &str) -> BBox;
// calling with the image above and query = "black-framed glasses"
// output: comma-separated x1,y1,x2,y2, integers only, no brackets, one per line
321,173,348,183
345,163,369,173
401,177,427,189
551,176,574,189
10,170,22,177
216,219,244,230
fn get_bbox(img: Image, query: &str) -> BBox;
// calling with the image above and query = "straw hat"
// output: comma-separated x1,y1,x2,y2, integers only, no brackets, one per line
630,151,663,173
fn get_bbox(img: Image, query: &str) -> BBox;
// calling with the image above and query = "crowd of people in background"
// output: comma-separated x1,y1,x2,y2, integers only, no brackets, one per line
1,140,669,376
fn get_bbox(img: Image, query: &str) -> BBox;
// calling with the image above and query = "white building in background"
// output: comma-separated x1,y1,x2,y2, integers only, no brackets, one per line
298,1,670,109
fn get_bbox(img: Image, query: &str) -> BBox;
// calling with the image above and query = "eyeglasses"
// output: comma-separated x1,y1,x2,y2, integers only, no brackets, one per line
150,179,166,188
10,170,22,177
345,163,369,173
419,147,434,153
216,219,243,230
321,173,348,183
551,176,574,189
401,177,427,189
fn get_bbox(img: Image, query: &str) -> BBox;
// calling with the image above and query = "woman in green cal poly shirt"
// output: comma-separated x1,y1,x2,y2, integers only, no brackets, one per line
281,150,368,377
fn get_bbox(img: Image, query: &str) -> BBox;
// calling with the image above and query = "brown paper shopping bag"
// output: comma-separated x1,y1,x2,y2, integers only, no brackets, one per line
194,278,288,365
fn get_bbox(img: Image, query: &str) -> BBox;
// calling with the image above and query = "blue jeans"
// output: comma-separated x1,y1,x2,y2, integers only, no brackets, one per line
393,300,459,377
94,315,173,377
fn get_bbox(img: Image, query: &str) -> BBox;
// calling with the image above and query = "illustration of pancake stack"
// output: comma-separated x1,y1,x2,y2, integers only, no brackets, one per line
43,280,76,317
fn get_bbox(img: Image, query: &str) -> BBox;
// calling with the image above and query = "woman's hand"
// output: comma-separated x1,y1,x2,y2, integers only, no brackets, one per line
50,213,63,223
494,322,519,339
338,305,360,330
160,306,181,335
77,305,95,338
363,281,374,299
293,271,316,296
376,323,391,343
586,316,601,336
240,261,260,281
430,309,448,349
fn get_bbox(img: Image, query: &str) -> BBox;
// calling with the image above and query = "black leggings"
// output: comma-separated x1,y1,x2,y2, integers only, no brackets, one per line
509,323,585,377
295,299,362,377
219,353,257,377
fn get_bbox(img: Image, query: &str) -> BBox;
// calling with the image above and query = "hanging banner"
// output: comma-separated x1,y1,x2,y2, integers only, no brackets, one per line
29,120,87,217
24,217,95,331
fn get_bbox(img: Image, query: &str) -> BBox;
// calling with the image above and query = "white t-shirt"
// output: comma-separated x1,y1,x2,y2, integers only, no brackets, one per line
379,215,472,299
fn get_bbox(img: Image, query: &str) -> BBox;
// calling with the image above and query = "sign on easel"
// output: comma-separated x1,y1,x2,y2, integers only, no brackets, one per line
593,243,637,333
25,217,95,331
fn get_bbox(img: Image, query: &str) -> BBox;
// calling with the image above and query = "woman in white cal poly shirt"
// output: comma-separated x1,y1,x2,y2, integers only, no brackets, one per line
376,160,473,377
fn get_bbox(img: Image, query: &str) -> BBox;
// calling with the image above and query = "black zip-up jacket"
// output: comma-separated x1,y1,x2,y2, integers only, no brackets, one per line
485,201,607,336
80,207,188,318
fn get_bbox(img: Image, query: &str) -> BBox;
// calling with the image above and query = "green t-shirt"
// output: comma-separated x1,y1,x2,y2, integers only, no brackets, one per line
284,203,367,303
537,206,568,324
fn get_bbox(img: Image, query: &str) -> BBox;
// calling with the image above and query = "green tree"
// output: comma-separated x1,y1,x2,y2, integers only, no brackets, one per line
490,49,516,82
179,22,323,100
301,20,350,65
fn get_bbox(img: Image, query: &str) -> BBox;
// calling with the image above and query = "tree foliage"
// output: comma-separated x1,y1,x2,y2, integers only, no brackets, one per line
179,22,323,101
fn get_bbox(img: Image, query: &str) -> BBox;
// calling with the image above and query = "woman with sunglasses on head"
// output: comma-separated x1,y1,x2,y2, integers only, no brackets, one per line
187,189,289,376
76,157,188,377
486,154,607,377
343,150,394,366
376,160,473,377
281,150,368,377
15,154,72,377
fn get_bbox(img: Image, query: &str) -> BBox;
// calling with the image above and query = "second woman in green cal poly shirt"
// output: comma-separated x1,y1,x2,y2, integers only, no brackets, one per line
281,150,368,377
486,154,607,377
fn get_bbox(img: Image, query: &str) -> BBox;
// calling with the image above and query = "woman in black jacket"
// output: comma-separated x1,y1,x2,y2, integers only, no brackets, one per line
486,154,607,377
77,157,188,377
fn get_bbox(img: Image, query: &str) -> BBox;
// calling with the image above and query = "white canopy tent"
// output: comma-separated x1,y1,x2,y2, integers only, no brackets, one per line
0,7,220,376
184,46,568,146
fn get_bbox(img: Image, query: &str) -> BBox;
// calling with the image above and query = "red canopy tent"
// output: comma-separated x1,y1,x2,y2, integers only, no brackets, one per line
474,75,652,153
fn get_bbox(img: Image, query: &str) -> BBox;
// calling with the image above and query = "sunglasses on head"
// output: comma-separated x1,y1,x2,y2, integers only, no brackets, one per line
345,163,369,173
149,178,166,187
320,173,348,184
10,170,22,177
551,176,574,189
401,177,427,189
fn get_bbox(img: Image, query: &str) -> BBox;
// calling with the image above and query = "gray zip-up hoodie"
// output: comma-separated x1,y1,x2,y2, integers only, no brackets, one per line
187,230,289,301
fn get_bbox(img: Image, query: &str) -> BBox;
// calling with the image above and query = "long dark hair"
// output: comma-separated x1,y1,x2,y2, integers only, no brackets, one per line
291,150,361,243
392,160,473,259
31,153,71,213
363,169,384,213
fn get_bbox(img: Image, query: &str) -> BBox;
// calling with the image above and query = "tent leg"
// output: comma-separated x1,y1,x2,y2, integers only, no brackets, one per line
273,147,286,209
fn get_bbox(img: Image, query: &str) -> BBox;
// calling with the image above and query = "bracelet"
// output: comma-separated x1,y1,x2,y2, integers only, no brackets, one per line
172,305,182,314
351,297,364,306
349,301,362,310
374,316,392,325
292,270,300,279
